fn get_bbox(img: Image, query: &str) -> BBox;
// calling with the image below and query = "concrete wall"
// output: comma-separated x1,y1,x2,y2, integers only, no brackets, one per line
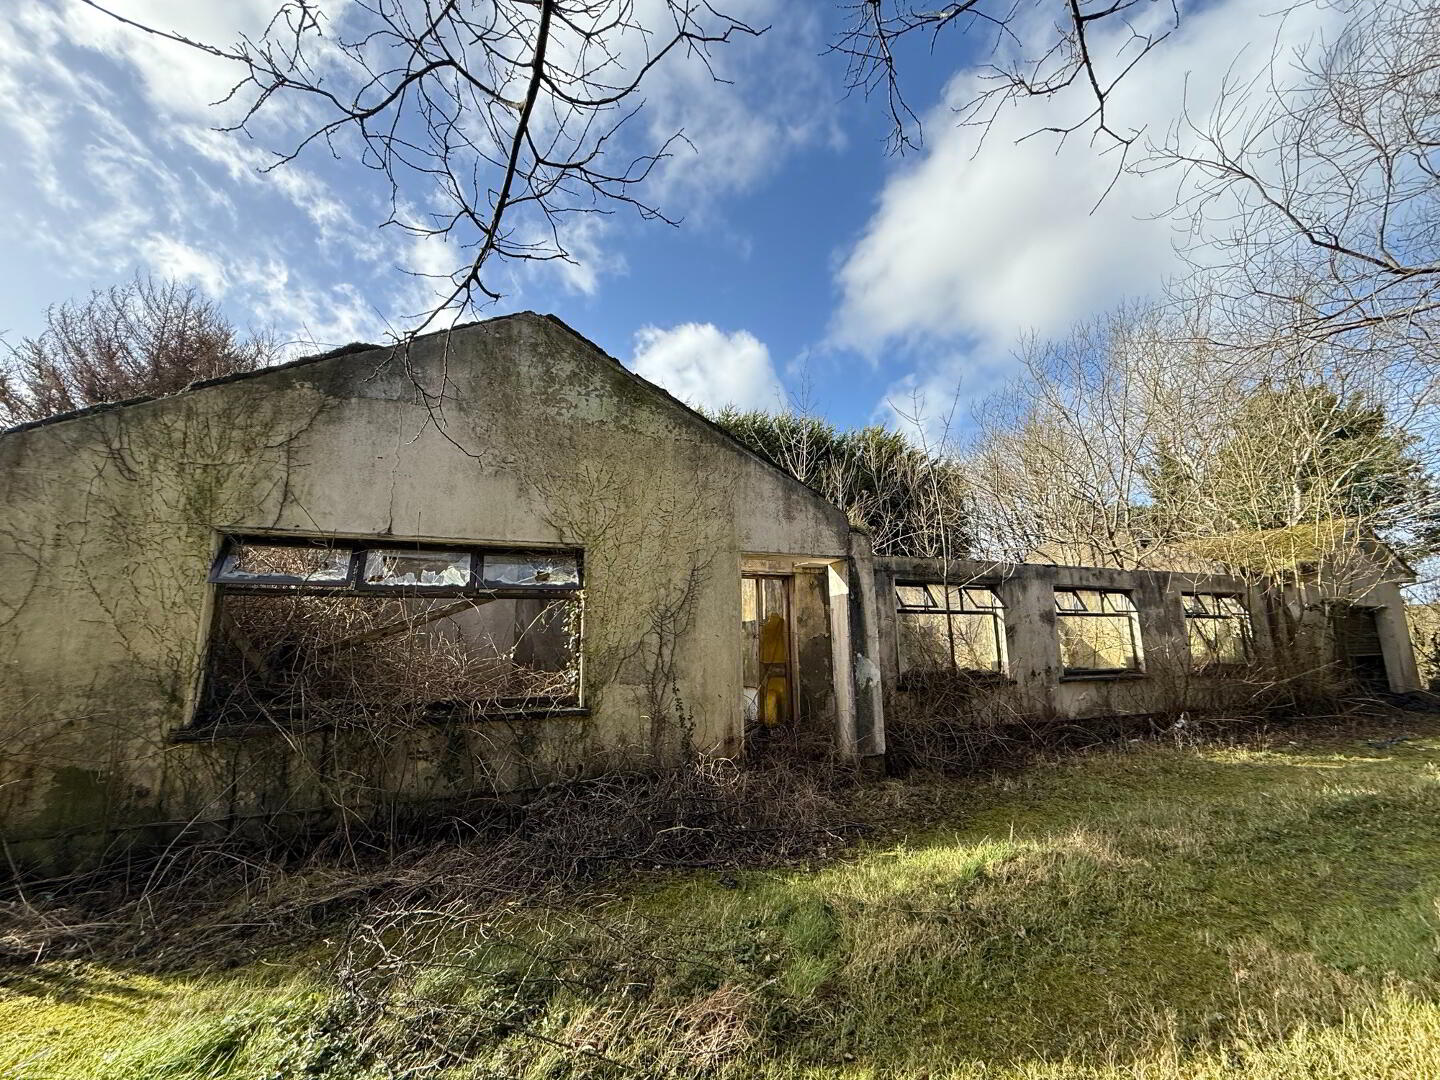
875,555,1422,720
0,313,857,865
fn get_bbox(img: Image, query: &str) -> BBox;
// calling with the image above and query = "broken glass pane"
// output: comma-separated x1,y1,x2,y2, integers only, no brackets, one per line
364,549,472,587
216,542,352,585
482,552,581,588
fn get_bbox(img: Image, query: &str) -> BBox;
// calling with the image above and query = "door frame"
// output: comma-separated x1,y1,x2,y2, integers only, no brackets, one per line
740,571,801,729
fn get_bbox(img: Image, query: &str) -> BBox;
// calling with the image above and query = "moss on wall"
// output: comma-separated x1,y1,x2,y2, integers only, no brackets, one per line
0,314,854,868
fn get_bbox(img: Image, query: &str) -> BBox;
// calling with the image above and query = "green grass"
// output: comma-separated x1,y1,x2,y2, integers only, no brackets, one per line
5,721,1440,1079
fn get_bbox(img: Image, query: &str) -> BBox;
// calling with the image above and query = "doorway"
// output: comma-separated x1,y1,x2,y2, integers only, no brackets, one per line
741,574,794,728
1331,604,1390,692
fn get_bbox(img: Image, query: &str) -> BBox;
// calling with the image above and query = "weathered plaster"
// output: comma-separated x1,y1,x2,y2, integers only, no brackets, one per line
875,555,1422,720
0,313,858,866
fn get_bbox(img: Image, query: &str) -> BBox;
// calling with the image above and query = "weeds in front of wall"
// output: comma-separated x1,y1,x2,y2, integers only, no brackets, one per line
7,713,1440,1080
0,751,864,972
881,657,1394,778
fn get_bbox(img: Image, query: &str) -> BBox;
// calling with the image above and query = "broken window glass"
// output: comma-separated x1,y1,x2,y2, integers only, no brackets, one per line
482,552,581,588
214,541,352,585
363,549,473,588
1054,588,1142,674
1183,594,1252,669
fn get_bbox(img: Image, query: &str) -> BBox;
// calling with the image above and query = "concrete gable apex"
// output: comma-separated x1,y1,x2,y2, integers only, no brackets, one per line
528,314,843,515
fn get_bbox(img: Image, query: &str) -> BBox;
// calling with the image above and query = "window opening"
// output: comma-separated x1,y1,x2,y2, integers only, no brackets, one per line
896,582,1007,675
1182,593,1253,669
1054,588,1142,675
200,536,582,727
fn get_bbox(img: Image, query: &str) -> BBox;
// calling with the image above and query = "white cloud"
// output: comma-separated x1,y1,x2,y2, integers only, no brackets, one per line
630,323,785,412
139,235,229,296
832,0,1347,421
635,0,837,212
9,0,833,313
54,0,276,121
0,2,415,348
231,258,392,349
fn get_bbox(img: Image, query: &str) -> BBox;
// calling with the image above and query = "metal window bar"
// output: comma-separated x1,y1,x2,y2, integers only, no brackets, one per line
896,582,1006,674
210,536,583,599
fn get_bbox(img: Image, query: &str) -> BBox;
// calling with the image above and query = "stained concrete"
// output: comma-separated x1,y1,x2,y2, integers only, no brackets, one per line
0,313,882,866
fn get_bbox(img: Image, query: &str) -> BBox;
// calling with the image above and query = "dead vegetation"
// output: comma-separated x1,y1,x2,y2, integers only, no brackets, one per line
3,672,1418,975
0,753,862,972
4,693,1436,1078
880,659,1402,777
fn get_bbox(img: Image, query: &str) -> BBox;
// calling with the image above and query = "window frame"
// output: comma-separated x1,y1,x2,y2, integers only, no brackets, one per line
1181,592,1254,670
195,534,585,730
895,580,1009,677
1053,587,1144,677
208,535,583,600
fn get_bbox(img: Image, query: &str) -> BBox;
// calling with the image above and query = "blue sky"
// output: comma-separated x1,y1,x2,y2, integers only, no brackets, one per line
0,1,1343,434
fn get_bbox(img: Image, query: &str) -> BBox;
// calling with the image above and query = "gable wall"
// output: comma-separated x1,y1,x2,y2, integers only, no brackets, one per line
0,314,852,865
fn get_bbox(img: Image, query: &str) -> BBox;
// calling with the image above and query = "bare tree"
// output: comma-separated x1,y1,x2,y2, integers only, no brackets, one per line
1149,0,1440,374
79,0,760,333
963,302,1440,572
0,276,278,427
831,0,1177,174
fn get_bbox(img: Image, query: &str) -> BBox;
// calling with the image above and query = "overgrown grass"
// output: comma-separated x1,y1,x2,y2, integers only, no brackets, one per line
4,718,1440,1079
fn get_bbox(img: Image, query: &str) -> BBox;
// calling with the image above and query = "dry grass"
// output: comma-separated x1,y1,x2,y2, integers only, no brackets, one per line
4,712,1440,1078
0,753,862,970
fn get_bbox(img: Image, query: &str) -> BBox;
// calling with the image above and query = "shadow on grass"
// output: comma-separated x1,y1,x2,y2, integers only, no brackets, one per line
0,961,161,1009
2,724,1439,1079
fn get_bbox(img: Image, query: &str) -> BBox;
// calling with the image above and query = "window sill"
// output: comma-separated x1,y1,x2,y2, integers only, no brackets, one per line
169,706,590,742
1058,671,1148,683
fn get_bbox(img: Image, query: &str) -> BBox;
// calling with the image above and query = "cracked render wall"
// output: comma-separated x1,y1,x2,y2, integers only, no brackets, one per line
0,313,855,867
